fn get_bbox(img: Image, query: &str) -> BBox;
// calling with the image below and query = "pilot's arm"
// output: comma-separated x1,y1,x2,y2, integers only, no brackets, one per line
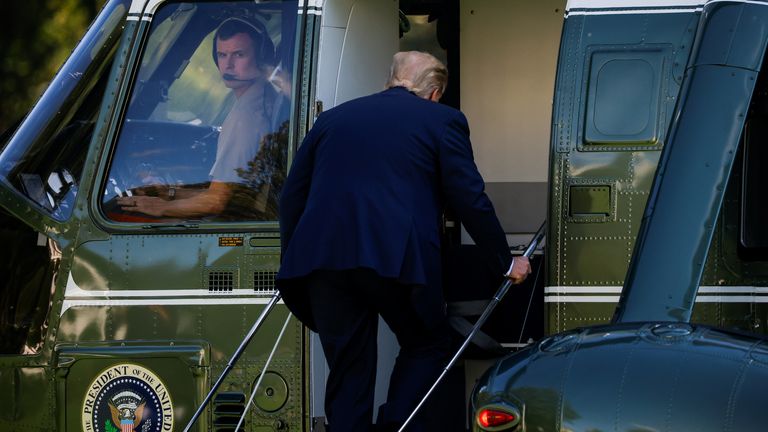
118,181,232,218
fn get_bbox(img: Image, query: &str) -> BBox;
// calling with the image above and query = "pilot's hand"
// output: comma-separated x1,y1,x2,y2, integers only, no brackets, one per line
118,195,166,217
505,256,531,285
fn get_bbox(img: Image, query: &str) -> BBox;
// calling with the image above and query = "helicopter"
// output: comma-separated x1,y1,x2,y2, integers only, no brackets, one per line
3,0,768,430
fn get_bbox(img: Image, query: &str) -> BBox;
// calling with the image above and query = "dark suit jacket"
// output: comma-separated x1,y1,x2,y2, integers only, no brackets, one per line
276,86,512,330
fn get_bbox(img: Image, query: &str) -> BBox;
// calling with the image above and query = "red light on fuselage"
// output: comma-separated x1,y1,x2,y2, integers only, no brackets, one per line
477,408,516,429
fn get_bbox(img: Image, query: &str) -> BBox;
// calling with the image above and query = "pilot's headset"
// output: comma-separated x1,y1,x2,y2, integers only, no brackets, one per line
212,17,276,80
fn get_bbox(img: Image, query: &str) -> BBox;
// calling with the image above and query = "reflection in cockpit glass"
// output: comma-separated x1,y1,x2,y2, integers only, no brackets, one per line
0,0,128,221
102,1,297,224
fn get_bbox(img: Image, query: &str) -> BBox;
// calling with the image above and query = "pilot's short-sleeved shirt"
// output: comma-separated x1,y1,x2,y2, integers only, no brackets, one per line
209,83,270,184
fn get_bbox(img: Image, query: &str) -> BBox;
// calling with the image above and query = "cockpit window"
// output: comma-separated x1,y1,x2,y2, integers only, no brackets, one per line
101,1,298,224
0,0,128,221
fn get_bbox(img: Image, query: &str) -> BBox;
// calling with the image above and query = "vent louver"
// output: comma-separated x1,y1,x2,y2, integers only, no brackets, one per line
213,392,246,432
208,271,234,292
253,271,277,294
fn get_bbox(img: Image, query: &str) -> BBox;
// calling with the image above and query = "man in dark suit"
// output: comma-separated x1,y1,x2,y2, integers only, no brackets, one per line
277,51,530,432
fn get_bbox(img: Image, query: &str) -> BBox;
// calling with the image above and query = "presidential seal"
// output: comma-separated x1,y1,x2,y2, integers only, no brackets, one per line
82,364,174,432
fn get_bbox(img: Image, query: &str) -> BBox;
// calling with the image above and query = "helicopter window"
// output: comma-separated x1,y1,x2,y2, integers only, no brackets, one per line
738,61,768,258
0,0,129,221
582,47,669,147
101,1,298,224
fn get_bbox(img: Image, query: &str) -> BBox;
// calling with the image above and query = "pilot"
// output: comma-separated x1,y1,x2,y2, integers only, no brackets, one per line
119,17,285,219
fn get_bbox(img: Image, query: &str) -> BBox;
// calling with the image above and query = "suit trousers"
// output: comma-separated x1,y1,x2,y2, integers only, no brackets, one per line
306,269,451,432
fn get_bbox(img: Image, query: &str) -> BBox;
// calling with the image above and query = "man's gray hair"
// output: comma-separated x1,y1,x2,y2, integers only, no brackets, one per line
385,51,448,98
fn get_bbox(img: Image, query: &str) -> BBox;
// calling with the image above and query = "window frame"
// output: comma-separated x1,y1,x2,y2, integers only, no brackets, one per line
91,0,307,233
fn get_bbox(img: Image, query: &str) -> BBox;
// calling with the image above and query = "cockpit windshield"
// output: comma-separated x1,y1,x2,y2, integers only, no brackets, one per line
101,1,298,224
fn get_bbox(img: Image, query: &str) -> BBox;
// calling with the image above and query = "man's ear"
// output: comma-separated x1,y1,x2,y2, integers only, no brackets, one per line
428,88,442,102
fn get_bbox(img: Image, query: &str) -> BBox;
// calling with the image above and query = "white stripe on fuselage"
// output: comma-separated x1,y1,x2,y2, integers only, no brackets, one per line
127,0,171,16
60,297,280,316
131,0,323,17
566,0,768,16
545,285,768,302
567,0,704,9
566,8,701,15
61,273,278,315
129,0,145,14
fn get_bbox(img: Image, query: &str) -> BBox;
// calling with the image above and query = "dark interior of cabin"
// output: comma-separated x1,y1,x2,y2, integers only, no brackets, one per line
736,51,768,261
0,211,56,355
